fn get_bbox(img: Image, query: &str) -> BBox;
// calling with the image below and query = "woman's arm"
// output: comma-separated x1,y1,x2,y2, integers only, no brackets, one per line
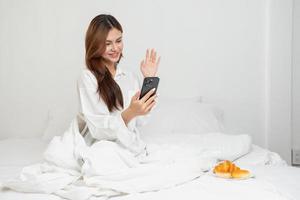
77,70,146,153
134,48,160,127
121,108,135,126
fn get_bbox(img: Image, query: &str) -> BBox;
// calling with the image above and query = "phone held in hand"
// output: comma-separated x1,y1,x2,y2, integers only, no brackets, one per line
139,77,160,99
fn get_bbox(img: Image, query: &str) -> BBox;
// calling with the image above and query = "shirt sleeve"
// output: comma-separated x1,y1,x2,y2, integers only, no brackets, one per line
77,70,145,154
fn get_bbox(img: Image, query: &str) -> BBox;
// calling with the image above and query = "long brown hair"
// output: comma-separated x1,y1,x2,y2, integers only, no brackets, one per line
85,14,124,112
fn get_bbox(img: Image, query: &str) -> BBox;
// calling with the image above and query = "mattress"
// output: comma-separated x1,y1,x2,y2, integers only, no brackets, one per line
0,138,60,199
0,136,299,200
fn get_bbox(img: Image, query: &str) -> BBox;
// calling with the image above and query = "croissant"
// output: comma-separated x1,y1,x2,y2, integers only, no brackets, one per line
213,160,250,179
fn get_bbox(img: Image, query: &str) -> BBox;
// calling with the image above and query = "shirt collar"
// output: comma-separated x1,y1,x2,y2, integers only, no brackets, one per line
114,65,126,80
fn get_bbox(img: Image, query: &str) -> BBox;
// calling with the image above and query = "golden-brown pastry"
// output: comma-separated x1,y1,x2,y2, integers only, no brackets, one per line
213,160,250,179
214,171,231,178
231,169,250,179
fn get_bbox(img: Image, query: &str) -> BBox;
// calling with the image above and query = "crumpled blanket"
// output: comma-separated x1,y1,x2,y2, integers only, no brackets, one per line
1,115,252,200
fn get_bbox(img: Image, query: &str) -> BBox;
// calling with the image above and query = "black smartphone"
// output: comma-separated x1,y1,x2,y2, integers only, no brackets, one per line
139,77,160,99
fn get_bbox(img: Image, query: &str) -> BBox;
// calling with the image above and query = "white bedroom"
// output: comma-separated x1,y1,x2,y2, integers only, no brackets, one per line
0,0,299,199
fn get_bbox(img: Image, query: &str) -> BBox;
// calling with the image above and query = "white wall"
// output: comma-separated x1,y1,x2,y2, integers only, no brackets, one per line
265,0,293,164
0,0,294,163
292,0,300,153
292,0,300,151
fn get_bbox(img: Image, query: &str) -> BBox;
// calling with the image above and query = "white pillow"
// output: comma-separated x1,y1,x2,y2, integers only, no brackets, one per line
138,97,224,135
42,97,224,140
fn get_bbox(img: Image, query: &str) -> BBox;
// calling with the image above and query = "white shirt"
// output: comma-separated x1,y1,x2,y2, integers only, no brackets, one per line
77,66,147,155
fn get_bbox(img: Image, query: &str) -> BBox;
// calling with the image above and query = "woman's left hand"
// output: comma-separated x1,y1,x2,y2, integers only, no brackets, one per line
140,49,161,77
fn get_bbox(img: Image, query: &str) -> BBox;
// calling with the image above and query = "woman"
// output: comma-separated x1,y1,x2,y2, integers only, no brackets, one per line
3,15,220,197
77,14,160,157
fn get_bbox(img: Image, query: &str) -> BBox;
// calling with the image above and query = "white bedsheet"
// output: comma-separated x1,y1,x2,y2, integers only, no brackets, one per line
1,165,299,200
0,128,299,200
112,165,300,200
0,116,253,200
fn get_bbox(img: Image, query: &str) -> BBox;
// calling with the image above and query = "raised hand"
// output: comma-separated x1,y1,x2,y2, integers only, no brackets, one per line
140,49,161,77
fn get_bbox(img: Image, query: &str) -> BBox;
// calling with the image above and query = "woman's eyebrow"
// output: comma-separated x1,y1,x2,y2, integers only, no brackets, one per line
106,36,122,42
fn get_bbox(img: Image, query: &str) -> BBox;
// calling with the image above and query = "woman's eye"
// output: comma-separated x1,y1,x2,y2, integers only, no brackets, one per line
117,40,122,43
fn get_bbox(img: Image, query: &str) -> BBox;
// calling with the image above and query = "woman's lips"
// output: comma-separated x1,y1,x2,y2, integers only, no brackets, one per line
109,53,119,59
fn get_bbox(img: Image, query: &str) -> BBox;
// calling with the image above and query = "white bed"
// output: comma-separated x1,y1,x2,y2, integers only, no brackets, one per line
0,136,299,200
0,99,299,200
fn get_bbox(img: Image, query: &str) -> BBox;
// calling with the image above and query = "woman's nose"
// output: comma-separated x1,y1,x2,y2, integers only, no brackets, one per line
111,43,117,51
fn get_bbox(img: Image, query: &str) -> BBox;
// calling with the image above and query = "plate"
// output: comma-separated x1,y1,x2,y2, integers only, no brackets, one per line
209,170,255,180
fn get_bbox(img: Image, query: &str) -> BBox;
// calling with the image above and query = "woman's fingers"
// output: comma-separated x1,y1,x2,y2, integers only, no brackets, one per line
150,49,156,62
156,56,161,66
141,88,156,102
150,49,154,62
144,48,160,65
153,50,157,62
132,91,141,101
145,49,149,64
140,60,145,69
145,100,156,113
145,94,157,107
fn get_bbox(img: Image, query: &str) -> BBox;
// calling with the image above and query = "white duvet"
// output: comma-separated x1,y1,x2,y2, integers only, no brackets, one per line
1,115,253,200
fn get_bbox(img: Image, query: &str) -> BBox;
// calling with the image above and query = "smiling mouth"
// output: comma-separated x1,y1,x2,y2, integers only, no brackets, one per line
109,53,119,58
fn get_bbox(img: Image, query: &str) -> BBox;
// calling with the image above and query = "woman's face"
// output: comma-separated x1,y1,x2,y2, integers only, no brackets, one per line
102,28,123,64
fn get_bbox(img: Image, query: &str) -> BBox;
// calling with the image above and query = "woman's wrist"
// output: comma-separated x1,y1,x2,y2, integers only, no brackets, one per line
143,73,157,78
121,108,136,126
